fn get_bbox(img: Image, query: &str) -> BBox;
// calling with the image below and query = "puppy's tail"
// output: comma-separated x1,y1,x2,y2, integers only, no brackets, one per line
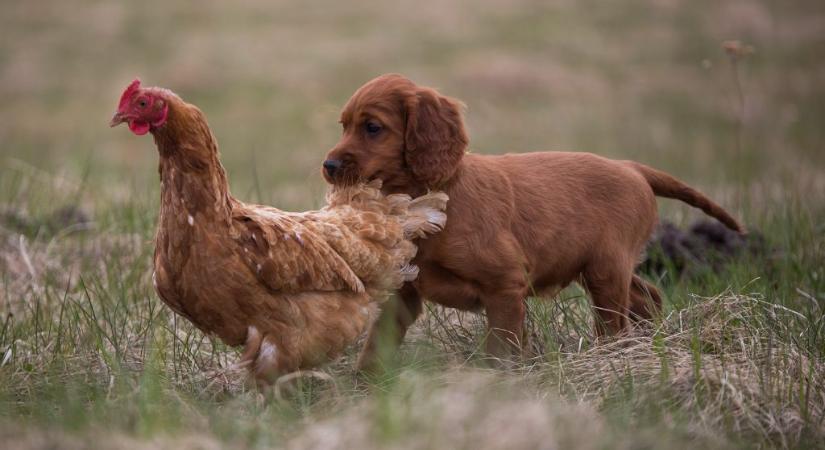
626,161,746,234
401,191,449,239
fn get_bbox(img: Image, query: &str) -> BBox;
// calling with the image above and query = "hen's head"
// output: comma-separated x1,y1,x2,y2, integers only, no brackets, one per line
109,79,169,135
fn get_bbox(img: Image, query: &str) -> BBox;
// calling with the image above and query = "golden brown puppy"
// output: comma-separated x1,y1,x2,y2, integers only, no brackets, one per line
323,74,744,366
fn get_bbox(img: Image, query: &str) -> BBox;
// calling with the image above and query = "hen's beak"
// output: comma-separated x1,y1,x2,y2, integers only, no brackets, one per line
109,112,126,127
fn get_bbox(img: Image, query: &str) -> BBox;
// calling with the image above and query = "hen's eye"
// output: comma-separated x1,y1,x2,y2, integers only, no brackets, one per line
138,99,147,109
365,121,382,135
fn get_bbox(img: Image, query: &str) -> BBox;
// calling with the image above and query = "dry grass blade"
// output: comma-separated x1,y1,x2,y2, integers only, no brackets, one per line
537,293,825,444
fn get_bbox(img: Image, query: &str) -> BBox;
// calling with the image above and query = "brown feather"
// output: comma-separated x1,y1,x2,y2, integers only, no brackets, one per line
125,86,447,384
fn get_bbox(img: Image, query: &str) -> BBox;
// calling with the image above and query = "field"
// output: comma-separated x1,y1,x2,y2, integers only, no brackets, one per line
1,0,824,448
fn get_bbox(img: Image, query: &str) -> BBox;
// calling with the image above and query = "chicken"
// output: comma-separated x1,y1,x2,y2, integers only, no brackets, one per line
109,79,447,383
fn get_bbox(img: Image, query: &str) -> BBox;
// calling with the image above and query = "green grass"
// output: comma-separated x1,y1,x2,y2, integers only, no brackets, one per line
1,0,824,448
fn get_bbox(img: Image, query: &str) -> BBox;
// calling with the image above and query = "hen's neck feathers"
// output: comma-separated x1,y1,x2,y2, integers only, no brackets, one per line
151,92,234,225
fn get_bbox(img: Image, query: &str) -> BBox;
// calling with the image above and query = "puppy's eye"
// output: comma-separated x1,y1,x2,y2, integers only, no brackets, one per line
365,121,382,135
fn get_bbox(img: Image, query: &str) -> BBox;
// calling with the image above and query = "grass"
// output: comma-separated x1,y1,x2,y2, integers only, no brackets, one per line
1,0,824,448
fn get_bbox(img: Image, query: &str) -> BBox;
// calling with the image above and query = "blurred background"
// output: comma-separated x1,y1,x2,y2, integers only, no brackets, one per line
2,0,823,213
2,2,824,447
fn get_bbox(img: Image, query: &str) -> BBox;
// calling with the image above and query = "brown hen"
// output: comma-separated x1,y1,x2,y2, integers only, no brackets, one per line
109,80,447,382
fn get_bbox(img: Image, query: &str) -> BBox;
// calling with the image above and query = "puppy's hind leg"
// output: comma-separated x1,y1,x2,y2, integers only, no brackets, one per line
628,274,662,324
583,256,634,336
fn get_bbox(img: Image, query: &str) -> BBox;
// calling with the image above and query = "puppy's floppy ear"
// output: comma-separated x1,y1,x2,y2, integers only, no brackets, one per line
404,87,468,188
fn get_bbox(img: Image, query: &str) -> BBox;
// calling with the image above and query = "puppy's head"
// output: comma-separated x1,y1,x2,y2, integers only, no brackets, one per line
323,74,468,190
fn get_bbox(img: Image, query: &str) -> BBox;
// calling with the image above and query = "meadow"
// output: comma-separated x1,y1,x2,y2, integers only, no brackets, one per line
1,0,824,448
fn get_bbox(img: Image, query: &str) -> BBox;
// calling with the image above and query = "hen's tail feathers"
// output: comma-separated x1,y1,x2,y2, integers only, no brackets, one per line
403,191,449,239
399,264,420,282
625,161,746,234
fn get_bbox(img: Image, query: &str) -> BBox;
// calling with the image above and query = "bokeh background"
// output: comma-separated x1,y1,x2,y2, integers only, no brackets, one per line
1,0,824,448
2,0,823,211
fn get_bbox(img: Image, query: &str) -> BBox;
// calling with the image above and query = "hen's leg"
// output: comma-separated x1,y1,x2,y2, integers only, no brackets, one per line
252,334,289,387
234,325,262,370
356,282,422,373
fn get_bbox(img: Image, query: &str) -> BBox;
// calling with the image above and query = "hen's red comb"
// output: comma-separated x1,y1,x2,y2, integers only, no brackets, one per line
118,78,141,110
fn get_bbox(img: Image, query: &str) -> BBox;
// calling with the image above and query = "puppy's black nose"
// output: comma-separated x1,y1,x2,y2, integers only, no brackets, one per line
323,159,342,177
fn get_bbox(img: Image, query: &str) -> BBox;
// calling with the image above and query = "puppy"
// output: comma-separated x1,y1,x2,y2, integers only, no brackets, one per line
323,74,744,366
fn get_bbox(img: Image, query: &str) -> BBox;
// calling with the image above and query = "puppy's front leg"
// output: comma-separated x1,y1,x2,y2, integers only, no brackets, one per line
481,283,528,365
356,282,422,373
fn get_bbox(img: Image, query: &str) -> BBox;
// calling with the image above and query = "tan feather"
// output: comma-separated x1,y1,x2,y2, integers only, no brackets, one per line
403,191,449,238
118,84,448,385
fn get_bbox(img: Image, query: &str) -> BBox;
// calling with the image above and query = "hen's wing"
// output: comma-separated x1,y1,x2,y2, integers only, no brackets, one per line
231,203,365,294
303,182,447,289
297,207,412,285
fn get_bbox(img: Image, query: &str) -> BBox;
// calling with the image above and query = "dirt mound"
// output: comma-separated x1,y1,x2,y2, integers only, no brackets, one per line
639,220,771,278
